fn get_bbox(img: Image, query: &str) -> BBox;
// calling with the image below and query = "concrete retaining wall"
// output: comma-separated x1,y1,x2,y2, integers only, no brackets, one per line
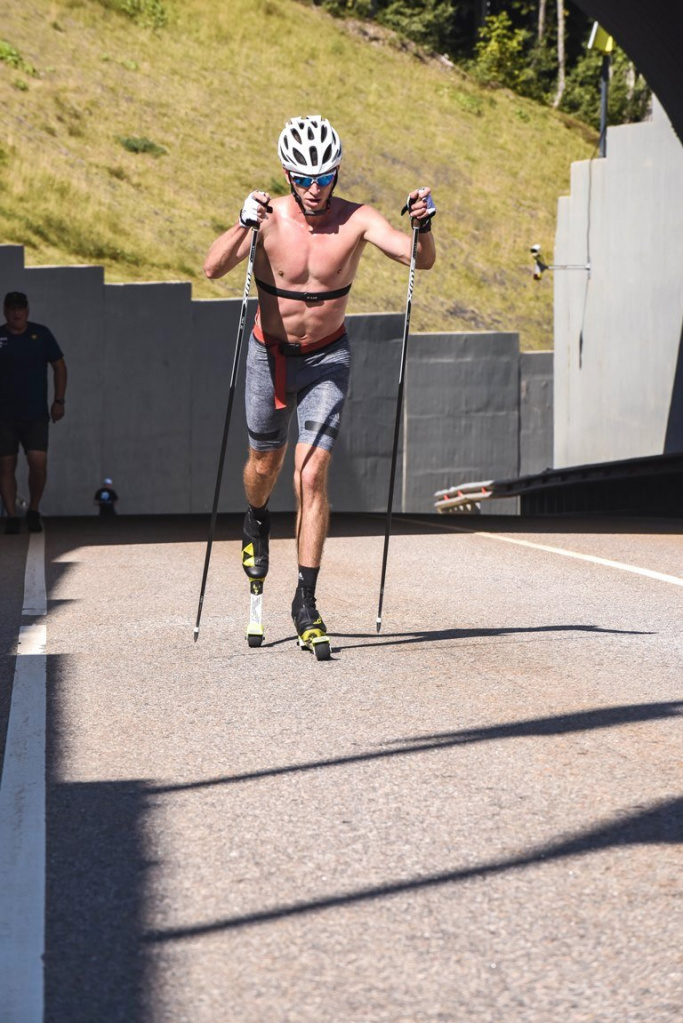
520,351,553,477
1,243,552,516
404,333,521,514
553,98,683,466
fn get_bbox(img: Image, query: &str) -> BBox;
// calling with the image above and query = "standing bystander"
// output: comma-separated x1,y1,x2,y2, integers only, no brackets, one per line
0,292,67,534
94,477,119,516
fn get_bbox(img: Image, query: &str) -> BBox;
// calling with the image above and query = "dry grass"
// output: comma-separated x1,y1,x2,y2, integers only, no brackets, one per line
0,0,596,347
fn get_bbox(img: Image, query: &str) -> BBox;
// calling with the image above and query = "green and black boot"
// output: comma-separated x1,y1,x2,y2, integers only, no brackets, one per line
243,506,270,648
242,506,270,581
291,586,331,661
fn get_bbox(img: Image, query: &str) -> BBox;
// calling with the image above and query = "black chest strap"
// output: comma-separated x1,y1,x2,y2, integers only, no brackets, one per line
255,278,352,303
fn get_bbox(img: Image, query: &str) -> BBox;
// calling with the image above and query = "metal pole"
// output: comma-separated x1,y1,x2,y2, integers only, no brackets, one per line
599,53,610,157
376,225,420,634
193,228,258,641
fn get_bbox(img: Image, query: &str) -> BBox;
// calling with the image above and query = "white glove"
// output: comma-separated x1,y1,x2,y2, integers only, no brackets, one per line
400,188,436,231
405,187,436,219
239,191,272,229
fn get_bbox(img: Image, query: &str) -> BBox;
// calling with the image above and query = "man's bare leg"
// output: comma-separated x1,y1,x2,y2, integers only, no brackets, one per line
243,446,287,509
26,450,48,511
291,443,332,656
0,455,18,518
294,443,331,568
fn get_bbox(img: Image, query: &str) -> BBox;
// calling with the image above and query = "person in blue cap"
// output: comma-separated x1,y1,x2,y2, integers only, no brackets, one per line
94,477,118,516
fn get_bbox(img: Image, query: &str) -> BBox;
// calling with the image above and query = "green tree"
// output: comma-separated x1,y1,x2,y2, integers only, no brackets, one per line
309,0,650,129
471,11,529,90
560,47,650,129
377,0,457,53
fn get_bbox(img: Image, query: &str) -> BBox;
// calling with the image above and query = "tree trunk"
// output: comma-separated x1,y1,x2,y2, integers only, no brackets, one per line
553,0,566,107
538,0,547,43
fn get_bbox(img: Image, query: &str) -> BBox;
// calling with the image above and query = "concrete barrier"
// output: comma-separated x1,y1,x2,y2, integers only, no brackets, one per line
1,244,552,516
553,98,683,466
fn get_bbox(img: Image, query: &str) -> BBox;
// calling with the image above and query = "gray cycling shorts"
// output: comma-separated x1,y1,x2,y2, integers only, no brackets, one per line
245,331,351,452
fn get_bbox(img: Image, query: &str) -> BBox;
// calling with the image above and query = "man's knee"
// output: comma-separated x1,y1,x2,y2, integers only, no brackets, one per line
295,447,331,495
26,450,48,474
0,455,18,478
247,447,285,482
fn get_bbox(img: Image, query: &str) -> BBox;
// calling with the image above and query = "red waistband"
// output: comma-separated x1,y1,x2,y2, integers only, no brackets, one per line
253,319,346,350
253,317,346,409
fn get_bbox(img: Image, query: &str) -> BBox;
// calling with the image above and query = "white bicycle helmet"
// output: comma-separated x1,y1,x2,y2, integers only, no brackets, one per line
278,115,343,174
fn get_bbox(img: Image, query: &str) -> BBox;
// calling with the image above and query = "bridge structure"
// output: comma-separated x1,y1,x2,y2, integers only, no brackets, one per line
573,0,683,144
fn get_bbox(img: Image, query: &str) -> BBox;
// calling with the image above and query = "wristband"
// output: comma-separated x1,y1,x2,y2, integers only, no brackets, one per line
417,218,432,233
54,398,65,405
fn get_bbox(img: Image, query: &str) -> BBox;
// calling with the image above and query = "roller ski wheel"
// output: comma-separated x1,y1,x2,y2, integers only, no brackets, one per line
242,507,270,581
297,631,331,661
246,579,265,648
292,587,331,661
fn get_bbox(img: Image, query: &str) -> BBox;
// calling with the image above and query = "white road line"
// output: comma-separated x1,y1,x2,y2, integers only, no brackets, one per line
0,533,48,1023
474,531,683,586
403,517,683,588
23,531,47,616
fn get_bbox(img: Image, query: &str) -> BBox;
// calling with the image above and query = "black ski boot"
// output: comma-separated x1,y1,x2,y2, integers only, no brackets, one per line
291,586,331,661
242,506,270,581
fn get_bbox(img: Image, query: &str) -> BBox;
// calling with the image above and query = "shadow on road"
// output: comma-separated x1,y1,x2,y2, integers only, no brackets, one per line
44,648,683,1015
149,700,683,794
331,622,653,651
142,794,683,940
41,512,683,559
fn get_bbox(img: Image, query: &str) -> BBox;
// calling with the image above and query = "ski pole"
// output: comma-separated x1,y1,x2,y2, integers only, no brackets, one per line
376,221,420,633
194,227,258,641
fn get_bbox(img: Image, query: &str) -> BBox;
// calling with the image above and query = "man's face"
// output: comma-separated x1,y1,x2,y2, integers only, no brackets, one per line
286,169,337,215
4,304,29,334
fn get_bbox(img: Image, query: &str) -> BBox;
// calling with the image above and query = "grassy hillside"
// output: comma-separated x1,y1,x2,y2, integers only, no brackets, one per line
0,0,596,348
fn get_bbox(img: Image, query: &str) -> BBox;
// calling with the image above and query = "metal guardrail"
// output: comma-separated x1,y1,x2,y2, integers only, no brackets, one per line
435,452,683,516
434,480,494,513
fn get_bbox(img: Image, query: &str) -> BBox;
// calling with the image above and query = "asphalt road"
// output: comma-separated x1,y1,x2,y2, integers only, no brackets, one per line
2,512,682,1023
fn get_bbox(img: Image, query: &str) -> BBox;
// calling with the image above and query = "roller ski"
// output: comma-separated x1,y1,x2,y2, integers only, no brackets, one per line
291,586,331,661
242,507,269,648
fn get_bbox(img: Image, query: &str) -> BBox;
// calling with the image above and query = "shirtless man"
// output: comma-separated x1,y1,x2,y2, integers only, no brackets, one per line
204,114,435,652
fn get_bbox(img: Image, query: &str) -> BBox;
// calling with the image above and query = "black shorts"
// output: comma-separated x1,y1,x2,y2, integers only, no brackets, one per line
0,419,50,457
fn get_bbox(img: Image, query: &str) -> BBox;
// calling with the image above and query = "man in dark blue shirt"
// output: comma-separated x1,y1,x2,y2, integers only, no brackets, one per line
0,291,67,534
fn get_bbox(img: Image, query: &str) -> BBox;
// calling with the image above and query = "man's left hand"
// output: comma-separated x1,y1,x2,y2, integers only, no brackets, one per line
51,401,65,423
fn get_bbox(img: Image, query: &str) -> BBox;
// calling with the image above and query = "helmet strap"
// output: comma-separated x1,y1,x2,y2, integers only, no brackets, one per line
288,169,339,217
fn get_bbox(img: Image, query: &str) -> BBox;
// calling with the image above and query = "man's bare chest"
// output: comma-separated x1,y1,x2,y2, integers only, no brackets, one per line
260,220,363,287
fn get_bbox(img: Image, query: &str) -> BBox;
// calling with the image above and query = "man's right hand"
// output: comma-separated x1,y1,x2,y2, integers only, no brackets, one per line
402,187,436,228
239,191,273,229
